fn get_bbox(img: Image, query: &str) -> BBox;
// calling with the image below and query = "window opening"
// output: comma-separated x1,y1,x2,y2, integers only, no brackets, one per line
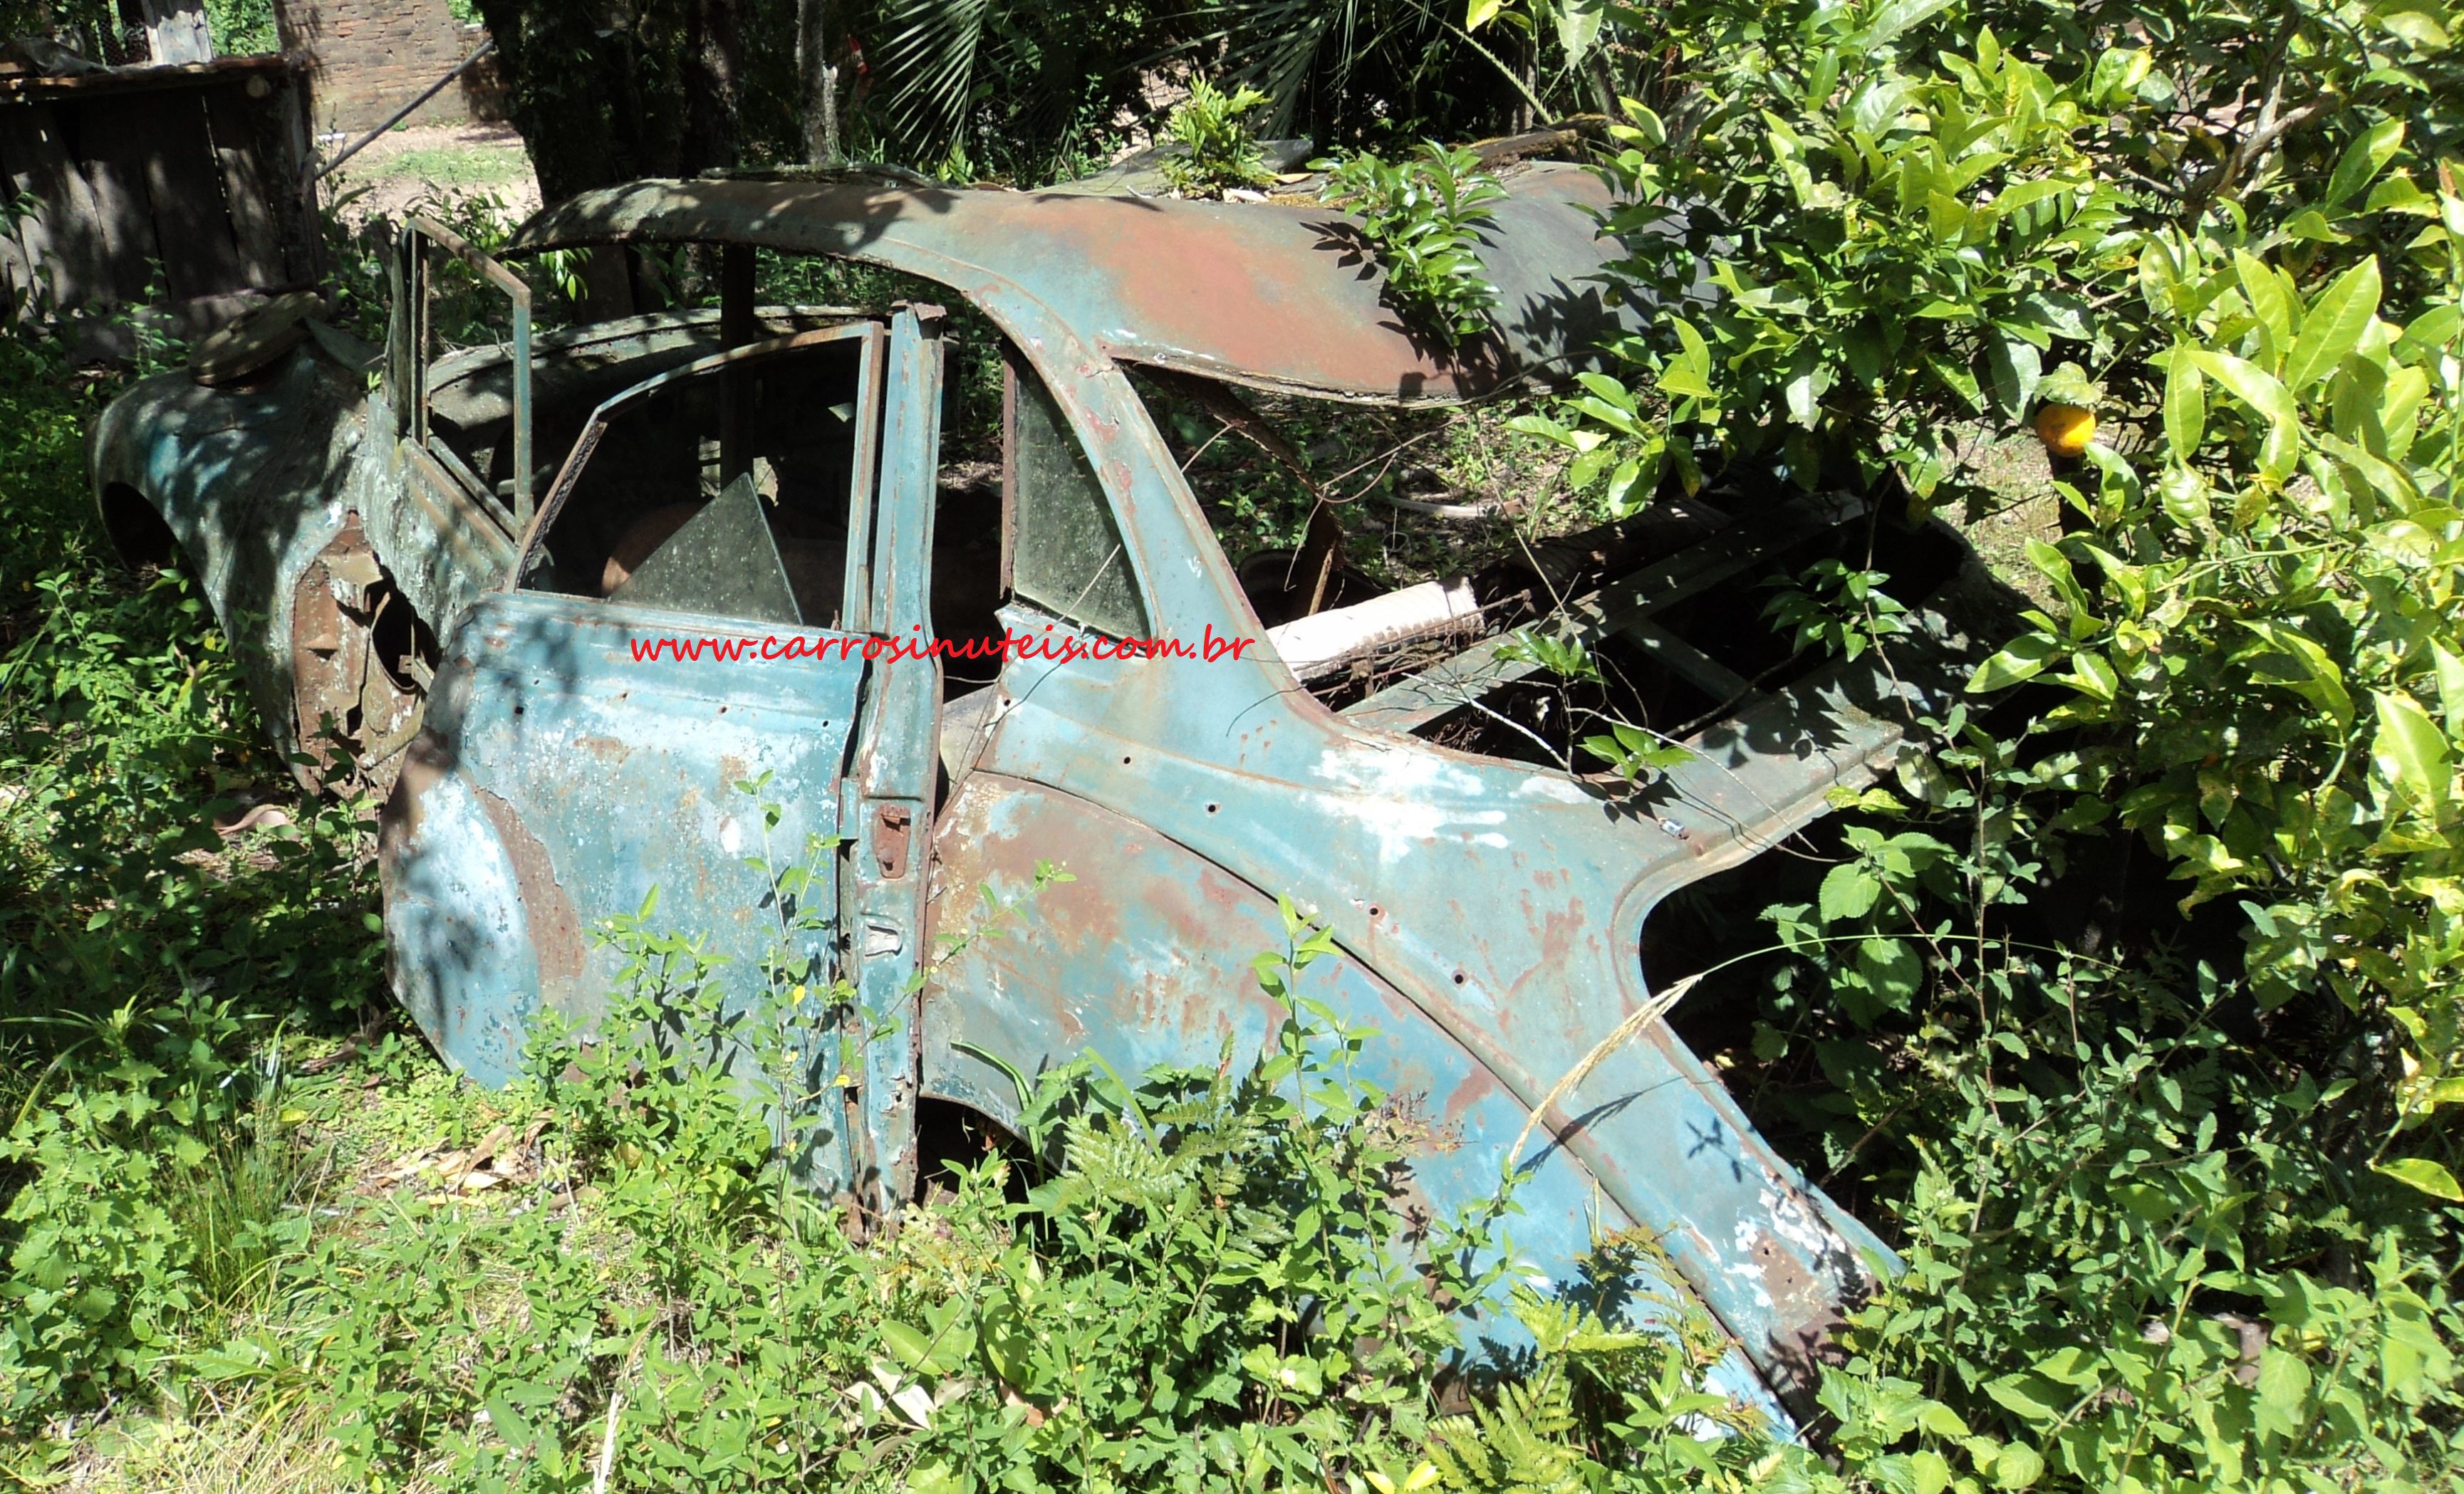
607,473,804,625
1123,366,1923,771
1004,355,1146,639
399,215,534,532
520,328,878,630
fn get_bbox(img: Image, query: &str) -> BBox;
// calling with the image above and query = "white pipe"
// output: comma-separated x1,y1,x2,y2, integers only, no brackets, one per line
1268,577,1482,681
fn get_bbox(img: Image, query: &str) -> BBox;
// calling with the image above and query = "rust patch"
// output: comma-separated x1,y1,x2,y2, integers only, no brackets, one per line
1440,1065,1499,1127
470,784,586,983
378,736,450,875
291,516,424,798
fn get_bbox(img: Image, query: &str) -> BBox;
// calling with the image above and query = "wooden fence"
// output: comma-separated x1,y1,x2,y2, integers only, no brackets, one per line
0,55,322,350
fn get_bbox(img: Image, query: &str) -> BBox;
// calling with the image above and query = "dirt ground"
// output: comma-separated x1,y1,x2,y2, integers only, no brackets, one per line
322,121,540,232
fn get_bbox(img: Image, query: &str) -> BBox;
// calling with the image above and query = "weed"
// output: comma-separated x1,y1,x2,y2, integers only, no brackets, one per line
1160,78,1277,197
1318,144,1507,346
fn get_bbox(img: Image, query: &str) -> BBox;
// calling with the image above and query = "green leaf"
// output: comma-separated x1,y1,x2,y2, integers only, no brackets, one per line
2240,621,2354,731
2371,689,2450,809
1856,937,1922,1010
2163,349,2206,455
1913,1450,1954,1494
881,1320,937,1373
1857,0,1957,48
1556,0,1603,60
2324,119,2405,209
1819,864,1883,923
2190,350,2302,481
1659,321,1717,399
1466,0,1505,29
1985,330,2040,421
1784,360,1821,429
1982,1374,2059,1421
2432,643,2464,736
2374,1156,2464,1201
2235,251,2295,369
485,1394,539,1452
2284,258,2382,391
1992,1441,2045,1490
1967,633,2062,691
2253,1349,2314,1438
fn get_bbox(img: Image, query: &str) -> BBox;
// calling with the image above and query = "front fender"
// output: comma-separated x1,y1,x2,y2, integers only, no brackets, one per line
88,348,368,754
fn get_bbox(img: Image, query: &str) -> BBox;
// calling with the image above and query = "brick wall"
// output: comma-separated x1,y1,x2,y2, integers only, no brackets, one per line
274,0,479,132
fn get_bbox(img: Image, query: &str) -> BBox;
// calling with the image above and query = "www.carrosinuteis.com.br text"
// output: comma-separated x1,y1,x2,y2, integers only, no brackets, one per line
625,624,1261,667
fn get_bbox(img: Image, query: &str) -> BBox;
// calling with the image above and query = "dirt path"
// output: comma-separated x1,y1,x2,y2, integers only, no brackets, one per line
323,122,540,234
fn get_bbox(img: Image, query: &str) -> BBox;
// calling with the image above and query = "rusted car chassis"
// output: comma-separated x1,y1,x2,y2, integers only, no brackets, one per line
89,166,1995,1428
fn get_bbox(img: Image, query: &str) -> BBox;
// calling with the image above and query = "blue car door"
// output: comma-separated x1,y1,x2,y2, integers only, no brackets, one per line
381,308,946,1198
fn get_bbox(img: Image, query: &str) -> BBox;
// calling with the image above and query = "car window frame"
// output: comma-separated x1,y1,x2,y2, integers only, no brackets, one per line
505,320,890,630
999,348,1153,639
393,214,536,538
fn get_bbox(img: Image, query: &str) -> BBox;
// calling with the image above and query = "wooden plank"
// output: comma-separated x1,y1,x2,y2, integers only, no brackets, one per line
202,85,282,286
68,100,160,308
0,56,290,101
271,78,320,284
1341,491,1867,735
0,107,48,311
0,101,113,314
134,92,247,301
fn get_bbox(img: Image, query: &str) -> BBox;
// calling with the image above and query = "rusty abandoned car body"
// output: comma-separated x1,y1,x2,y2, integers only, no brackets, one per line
89,164,1993,1426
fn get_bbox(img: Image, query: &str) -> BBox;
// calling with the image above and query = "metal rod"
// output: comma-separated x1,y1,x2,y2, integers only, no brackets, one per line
313,38,498,182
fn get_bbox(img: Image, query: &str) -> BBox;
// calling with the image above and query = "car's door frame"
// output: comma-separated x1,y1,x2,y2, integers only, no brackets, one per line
365,215,535,647
487,307,948,1211
509,320,884,620
393,213,535,533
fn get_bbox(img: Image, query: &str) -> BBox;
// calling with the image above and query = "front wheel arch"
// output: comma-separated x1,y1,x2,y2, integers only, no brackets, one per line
97,482,177,570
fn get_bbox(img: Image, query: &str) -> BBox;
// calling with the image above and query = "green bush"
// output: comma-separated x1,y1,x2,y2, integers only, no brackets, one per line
1472,0,2464,1485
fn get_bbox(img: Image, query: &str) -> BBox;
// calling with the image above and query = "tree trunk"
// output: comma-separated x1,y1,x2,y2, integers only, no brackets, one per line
682,0,742,176
796,0,839,164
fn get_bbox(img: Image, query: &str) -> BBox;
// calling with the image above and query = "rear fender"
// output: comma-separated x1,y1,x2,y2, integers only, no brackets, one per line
922,770,1799,1430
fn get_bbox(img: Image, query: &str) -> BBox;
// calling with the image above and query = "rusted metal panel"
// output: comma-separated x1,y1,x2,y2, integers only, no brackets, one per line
385,592,870,1100
85,340,367,779
936,591,1965,1408
290,516,423,794
922,768,1801,1429
838,305,945,1217
504,165,1649,405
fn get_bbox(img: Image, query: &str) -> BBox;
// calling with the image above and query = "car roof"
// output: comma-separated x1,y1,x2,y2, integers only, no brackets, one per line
502,163,1647,405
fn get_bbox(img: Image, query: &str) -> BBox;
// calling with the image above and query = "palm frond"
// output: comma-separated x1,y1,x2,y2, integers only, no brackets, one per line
873,0,999,150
